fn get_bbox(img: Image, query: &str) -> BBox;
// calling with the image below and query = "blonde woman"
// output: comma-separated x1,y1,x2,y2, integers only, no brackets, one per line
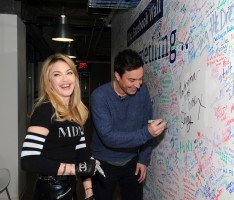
21,53,96,200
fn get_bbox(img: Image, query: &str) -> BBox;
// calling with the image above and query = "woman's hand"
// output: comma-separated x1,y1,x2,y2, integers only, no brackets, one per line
84,195,95,200
84,187,94,199
75,158,96,177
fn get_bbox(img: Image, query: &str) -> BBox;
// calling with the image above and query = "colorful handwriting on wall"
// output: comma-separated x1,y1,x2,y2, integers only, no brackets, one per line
129,0,234,199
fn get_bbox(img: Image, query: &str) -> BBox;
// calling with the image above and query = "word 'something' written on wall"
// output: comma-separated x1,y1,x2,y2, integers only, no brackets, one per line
113,0,234,199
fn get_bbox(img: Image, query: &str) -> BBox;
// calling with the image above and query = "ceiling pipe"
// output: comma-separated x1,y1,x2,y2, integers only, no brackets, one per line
93,10,115,55
104,9,115,27
86,19,97,59
93,21,105,54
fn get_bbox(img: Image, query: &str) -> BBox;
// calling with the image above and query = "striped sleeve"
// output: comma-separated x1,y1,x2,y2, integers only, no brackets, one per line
75,127,87,150
75,127,91,163
21,132,45,157
21,132,60,175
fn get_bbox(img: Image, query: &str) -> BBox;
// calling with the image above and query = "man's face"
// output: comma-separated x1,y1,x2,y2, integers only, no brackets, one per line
115,67,143,95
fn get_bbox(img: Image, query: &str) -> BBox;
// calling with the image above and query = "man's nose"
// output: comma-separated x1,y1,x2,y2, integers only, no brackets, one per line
134,81,141,88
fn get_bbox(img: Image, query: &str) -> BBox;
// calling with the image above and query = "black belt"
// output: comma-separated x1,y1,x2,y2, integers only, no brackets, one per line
38,175,76,181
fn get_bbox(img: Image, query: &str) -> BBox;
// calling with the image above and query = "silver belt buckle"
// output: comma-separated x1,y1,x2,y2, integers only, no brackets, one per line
47,176,56,181
38,176,56,181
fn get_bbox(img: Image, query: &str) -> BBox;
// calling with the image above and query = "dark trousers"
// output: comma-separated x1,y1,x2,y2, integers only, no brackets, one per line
34,176,77,200
93,156,143,200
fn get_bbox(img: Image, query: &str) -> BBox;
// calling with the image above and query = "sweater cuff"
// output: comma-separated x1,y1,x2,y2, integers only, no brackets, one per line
138,158,150,166
143,126,153,141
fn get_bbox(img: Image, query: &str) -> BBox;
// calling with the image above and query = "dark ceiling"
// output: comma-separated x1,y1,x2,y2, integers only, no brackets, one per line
17,0,113,62
0,0,141,62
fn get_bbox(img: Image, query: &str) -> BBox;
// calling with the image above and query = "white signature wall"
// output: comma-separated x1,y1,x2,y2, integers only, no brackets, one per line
112,0,234,199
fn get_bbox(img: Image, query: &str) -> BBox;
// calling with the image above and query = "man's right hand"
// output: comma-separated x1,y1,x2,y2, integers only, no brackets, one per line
148,118,167,137
75,158,96,177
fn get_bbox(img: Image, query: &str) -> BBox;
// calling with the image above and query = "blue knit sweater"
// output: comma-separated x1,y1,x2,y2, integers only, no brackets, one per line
91,82,153,165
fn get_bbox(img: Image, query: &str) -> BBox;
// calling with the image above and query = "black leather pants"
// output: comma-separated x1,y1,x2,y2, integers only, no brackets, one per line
34,175,77,200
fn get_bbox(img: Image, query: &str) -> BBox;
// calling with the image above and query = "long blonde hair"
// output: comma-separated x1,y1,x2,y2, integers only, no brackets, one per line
33,53,88,127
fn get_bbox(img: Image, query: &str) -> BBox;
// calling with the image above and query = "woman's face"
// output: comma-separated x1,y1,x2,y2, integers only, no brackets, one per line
49,60,76,104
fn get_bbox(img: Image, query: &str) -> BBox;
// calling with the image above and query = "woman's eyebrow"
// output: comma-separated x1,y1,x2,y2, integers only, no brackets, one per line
51,70,61,74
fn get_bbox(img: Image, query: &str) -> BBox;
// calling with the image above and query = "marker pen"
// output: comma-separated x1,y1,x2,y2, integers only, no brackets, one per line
96,165,106,177
148,120,155,123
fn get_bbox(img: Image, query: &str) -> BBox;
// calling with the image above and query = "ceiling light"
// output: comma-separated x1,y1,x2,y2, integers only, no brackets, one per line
52,14,74,42
63,42,77,58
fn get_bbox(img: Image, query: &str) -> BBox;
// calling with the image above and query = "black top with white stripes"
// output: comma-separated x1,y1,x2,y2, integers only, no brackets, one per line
21,102,90,175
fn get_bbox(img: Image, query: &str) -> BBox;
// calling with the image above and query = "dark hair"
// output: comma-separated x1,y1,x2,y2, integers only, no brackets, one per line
114,49,143,77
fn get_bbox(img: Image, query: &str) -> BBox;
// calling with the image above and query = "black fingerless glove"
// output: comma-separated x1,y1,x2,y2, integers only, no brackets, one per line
75,158,96,177
85,195,95,200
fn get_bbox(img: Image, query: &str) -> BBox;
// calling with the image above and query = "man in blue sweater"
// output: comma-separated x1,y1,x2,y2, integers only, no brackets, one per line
91,49,167,200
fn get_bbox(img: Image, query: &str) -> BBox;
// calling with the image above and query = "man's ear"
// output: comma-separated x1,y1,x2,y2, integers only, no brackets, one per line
114,71,120,81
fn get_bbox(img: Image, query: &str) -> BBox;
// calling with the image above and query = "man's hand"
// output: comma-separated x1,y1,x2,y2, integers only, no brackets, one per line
135,163,147,183
148,118,167,137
